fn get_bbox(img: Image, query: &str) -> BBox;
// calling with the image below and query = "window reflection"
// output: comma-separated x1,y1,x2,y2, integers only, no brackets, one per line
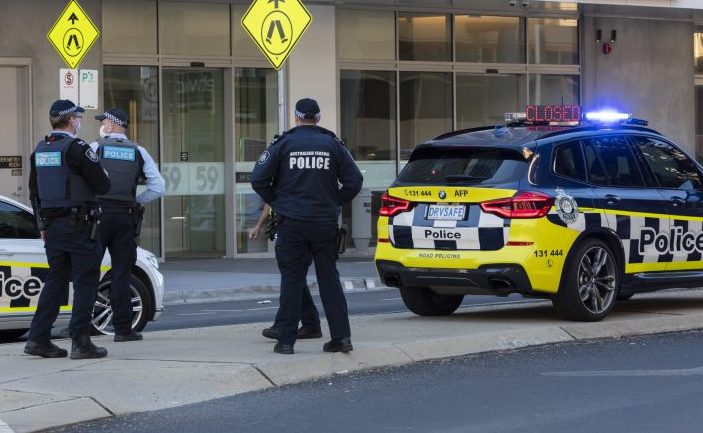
457,74,526,129
399,12,451,61
104,66,161,256
235,68,279,254
400,72,452,159
455,15,523,63
527,18,578,65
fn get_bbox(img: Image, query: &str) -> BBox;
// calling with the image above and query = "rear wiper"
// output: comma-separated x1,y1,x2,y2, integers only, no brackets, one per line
444,175,489,182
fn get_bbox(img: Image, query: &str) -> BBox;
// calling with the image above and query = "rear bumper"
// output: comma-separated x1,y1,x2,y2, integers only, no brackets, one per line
376,259,533,296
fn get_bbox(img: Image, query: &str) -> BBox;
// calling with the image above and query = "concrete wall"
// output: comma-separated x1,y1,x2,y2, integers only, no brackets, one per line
0,0,103,147
287,4,338,133
582,16,695,152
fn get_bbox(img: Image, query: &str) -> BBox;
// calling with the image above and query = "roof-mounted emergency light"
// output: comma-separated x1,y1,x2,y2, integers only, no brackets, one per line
584,110,631,123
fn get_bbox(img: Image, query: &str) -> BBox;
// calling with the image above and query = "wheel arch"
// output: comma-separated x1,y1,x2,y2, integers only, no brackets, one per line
131,265,156,321
562,228,625,285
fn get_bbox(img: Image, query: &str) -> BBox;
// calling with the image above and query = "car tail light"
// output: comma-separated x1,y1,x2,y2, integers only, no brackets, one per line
479,191,553,219
379,193,412,217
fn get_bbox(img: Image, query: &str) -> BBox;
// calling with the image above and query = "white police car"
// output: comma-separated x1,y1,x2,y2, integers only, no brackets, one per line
0,195,164,339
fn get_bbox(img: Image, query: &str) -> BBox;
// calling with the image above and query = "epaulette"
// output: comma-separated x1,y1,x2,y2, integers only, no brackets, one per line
317,126,347,147
269,131,287,146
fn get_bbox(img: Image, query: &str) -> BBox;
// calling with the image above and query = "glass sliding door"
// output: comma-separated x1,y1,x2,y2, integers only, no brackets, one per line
103,65,161,256
234,67,278,254
162,68,226,258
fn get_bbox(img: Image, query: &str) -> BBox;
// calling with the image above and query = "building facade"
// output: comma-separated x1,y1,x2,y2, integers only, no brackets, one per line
0,0,702,260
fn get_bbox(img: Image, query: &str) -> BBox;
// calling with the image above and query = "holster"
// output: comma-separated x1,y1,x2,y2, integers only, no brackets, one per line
266,212,284,241
133,205,145,238
79,204,102,241
337,223,348,255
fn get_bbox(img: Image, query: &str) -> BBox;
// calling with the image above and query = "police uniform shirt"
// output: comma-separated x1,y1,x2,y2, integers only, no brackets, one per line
92,133,165,205
29,131,111,210
251,125,363,222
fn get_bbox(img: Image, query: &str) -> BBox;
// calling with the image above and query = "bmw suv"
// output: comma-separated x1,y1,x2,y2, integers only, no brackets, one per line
375,107,703,321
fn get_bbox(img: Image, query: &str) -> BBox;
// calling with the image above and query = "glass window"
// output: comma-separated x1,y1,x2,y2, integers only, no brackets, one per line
455,15,523,63
398,12,451,61
102,0,157,54
397,147,528,186
399,72,452,159
233,4,262,58
553,140,586,182
695,26,703,74
588,136,645,187
696,85,703,163
338,9,395,61
160,2,230,56
632,136,703,190
162,69,226,258
235,68,279,254
584,142,607,185
527,18,578,65
340,70,396,161
456,74,526,129
235,68,279,162
0,202,39,239
104,65,161,256
529,74,579,105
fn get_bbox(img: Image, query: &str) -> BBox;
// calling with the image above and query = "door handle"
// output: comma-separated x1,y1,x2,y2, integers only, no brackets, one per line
605,194,621,205
670,197,686,207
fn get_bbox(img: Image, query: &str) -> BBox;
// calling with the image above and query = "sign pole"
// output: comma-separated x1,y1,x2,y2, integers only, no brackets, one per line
278,63,289,132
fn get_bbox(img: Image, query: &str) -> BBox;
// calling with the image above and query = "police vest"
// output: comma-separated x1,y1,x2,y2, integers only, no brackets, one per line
97,137,141,204
34,136,96,208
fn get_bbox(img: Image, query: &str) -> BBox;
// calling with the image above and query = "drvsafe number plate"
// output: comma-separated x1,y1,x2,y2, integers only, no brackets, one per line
426,204,466,221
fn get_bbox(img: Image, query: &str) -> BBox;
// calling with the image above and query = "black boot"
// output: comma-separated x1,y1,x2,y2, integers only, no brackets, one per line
70,330,108,359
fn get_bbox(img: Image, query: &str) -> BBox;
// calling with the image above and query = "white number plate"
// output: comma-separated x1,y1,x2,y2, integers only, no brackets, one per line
426,204,466,221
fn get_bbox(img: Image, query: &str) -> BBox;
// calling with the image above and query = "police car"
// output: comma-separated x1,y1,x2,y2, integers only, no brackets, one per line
375,106,703,321
0,195,164,339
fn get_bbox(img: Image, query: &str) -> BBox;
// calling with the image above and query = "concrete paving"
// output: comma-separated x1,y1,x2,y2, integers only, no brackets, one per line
2,288,703,433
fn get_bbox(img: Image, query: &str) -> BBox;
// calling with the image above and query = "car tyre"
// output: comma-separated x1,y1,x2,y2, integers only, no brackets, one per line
92,275,153,335
399,286,463,316
0,329,29,341
553,238,619,321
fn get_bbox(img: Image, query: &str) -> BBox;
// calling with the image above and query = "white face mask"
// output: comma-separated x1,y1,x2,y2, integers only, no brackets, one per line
99,125,109,138
73,118,81,135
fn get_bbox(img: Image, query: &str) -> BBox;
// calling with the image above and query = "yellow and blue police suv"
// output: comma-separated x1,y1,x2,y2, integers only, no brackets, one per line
0,194,164,339
375,106,703,321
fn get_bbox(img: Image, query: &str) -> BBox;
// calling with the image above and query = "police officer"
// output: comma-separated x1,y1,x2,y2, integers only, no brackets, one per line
93,108,165,342
251,98,363,355
24,99,111,359
251,191,322,342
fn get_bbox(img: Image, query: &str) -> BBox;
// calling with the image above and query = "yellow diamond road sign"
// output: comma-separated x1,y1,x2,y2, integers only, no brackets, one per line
47,0,100,69
242,0,312,70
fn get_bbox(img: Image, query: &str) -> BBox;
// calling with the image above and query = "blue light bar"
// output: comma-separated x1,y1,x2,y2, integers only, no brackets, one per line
584,110,631,123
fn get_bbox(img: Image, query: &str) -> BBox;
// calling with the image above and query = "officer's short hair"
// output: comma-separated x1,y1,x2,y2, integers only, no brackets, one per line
50,114,73,129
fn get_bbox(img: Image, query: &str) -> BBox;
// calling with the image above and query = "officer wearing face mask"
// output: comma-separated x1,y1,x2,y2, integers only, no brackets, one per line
24,99,111,360
92,108,165,342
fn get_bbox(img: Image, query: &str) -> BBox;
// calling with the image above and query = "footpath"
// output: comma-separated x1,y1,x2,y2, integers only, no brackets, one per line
1,254,703,432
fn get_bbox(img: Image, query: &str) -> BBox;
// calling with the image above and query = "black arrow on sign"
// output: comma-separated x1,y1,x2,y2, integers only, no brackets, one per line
268,0,285,8
68,12,79,24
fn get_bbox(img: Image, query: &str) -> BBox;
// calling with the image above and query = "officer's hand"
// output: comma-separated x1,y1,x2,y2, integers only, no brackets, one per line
40,230,48,242
248,226,261,240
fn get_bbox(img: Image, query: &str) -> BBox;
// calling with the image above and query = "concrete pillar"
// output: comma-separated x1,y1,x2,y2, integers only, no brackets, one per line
287,4,338,132
582,16,695,152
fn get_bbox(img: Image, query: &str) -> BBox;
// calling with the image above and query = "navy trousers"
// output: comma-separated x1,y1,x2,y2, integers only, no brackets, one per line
28,219,102,343
100,209,137,335
275,218,349,345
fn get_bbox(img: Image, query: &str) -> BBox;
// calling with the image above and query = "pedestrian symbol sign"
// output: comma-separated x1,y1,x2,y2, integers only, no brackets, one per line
242,0,312,70
47,0,100,69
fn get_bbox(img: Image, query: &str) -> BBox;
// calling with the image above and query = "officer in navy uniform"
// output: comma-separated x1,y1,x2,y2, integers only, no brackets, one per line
93,108,165,342
251,98,363,355
24,99,111,359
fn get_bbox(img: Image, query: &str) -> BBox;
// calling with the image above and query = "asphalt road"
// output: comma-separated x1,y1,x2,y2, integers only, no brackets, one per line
147,289,534,331
46,329,703,433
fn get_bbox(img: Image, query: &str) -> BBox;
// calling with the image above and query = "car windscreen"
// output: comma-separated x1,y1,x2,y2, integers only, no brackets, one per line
394,147,528,186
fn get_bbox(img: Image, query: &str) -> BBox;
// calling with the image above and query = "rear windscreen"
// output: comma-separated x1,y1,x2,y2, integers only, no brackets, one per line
395,147,528,186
